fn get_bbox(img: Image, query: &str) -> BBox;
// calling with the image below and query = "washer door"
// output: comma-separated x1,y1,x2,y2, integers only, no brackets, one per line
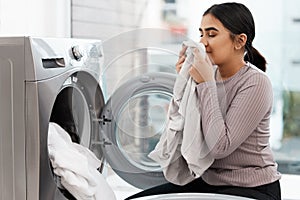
48,71,106,199
101,72,176,189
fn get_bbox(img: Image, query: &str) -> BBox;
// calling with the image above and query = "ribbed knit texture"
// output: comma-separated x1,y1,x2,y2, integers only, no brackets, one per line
196,62,281,187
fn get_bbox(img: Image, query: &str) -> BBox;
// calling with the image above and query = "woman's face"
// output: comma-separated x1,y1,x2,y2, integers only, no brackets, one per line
199,14,235,66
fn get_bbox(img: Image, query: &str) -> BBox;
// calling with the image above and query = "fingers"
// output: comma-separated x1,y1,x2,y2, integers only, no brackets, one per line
179,45,188,57
191,48,214,82
192,48,205,63
176,45,188,73
205,53,213,66
189,65,204,84
176,53,186,73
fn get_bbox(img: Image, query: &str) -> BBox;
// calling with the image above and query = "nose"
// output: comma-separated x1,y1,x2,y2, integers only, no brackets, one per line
200,37,208,47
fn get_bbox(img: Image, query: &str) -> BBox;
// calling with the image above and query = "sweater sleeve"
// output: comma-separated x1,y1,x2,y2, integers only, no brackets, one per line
196,73,273,159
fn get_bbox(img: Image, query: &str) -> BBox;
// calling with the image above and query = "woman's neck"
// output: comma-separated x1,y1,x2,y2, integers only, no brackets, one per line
216,60,246,81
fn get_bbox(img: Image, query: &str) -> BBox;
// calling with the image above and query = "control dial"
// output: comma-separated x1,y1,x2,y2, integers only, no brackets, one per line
71,45,84,61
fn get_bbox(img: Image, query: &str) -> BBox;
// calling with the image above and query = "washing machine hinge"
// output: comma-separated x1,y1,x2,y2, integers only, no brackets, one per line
102,139,112,146
94,116,112,125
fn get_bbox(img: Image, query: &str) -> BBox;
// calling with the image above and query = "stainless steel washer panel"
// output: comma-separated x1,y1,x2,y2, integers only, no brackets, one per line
0,38,26,200
28,37,103,81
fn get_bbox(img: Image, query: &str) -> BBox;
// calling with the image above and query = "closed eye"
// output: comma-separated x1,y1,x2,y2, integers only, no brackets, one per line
199,27,218,38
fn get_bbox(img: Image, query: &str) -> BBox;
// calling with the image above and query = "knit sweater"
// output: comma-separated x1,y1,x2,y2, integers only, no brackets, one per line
196,62,281,187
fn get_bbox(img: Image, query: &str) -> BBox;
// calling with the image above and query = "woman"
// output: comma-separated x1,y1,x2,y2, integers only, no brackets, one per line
126,2,281,200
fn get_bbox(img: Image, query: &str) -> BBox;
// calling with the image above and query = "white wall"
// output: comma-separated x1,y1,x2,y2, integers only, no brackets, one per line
0,0,71,37
71,0,148,40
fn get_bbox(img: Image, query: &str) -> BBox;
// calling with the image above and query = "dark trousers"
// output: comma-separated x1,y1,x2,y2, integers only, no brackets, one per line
125,178,281,200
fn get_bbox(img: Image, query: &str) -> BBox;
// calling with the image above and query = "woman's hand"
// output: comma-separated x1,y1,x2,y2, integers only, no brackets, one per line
189,48,214,83
175,45,188,73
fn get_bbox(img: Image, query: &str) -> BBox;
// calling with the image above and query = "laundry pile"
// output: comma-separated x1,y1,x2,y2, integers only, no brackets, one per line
48,122,116,200
148,40,214,185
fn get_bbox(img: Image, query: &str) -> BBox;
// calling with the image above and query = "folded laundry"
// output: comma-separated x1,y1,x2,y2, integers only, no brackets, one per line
148,40,214,185
48,122,116,200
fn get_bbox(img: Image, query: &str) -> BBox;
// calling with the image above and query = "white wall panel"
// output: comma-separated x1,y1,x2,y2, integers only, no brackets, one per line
0,0,71,37
71,0,147,40
72,6,135,27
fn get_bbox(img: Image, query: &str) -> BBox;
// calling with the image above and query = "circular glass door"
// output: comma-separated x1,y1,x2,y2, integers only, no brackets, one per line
100,72,176,189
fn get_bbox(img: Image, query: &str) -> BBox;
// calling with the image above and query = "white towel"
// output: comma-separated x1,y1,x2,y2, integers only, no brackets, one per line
48,122,116,200
148,40,214,185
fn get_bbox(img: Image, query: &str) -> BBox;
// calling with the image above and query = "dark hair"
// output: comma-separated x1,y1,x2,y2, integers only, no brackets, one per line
203,2,267,72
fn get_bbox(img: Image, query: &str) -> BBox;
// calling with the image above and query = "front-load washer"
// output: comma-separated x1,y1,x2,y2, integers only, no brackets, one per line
0,36,106,200
0,36,177,200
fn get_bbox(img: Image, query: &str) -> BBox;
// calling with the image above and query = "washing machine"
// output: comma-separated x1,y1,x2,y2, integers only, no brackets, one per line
0,36,177,200
0,36,252,200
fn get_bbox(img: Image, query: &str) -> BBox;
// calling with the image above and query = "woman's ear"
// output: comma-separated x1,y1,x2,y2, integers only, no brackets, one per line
234,33,247,50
